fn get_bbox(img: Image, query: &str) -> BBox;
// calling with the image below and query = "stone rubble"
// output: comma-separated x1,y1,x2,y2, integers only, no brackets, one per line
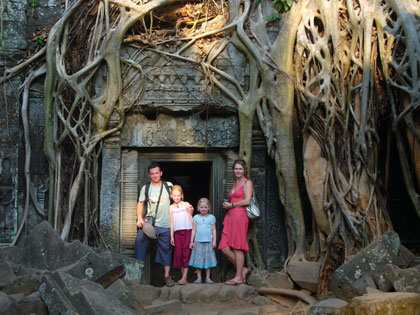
0,222,419,314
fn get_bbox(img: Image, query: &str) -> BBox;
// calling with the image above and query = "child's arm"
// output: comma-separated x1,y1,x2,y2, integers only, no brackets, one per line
169,206,175,246
190,221,196,249
211,223,217,248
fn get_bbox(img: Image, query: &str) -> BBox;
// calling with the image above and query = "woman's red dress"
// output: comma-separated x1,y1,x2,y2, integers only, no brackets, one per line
218,183,249,254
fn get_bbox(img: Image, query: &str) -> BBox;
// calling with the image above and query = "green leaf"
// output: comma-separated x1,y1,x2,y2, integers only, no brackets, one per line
287,0,293,6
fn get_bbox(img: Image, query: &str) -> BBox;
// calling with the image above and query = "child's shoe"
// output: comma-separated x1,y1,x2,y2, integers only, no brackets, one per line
205,278,214,284
194,278,202,284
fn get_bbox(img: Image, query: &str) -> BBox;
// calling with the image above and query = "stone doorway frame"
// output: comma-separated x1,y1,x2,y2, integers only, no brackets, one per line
124,151,226,284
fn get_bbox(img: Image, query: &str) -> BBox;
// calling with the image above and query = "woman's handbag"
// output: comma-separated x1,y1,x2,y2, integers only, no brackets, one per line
245,181,260,219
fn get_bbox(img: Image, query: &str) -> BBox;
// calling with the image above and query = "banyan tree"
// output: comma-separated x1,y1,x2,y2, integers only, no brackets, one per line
2,0,419,292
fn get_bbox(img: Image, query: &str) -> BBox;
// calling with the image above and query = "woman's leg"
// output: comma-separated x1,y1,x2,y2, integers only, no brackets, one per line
232,249,245,281
221,246,236,265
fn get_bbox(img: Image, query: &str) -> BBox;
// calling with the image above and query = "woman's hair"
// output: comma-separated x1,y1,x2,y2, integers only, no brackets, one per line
197,198,211,213
171,185,184,200
232,159,249,177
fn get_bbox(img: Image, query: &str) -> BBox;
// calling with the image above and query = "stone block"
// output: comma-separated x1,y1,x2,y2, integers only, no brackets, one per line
106,279,147,313
309,298,349,315
180,283,203,304
129,284,160,305
236,284,256,299
391,265,420,293
219,284,237,302
17,291,48,315
39,271,142,315
330,231,402,300
199,283,224,303
398,245,417,268
39,273,79,315
350,291,420,315
287,261,321,293
265,271,294,289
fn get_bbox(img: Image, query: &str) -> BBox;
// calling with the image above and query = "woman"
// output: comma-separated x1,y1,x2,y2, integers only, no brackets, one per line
219,159,253,285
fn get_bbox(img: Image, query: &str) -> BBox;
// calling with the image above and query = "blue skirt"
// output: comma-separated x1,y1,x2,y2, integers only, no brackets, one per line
189,242,217,269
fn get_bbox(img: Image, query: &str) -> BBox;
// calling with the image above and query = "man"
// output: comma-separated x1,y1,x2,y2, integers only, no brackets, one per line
135,162,175,287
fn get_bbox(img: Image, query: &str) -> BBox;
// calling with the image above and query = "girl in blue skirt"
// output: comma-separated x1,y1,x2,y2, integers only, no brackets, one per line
189,198,217,284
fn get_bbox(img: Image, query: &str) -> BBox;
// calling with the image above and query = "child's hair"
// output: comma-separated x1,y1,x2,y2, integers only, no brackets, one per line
171,185,184,200
197,198,211,213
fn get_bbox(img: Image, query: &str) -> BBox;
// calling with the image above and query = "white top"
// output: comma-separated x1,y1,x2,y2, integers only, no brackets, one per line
172,206,192,231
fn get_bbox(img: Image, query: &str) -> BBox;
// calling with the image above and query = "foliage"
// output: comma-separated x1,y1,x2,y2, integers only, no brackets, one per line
29,0,39,8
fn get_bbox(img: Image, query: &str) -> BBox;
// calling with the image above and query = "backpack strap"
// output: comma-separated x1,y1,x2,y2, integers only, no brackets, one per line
144,182,151,215
162,181,172,196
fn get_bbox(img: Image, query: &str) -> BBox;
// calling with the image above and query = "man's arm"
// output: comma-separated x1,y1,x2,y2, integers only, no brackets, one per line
136,201,145,228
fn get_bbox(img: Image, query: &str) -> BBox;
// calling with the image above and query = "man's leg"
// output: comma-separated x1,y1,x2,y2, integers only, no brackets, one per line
135,228,150,261
155,227,174,286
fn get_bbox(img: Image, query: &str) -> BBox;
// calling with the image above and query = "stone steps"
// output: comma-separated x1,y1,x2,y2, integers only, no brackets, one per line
159,283,257,304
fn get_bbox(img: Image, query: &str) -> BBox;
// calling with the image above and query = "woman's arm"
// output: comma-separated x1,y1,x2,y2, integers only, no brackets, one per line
228,180,253,209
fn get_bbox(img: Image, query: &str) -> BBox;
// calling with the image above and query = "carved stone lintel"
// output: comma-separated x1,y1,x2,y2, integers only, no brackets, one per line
121,113,239,148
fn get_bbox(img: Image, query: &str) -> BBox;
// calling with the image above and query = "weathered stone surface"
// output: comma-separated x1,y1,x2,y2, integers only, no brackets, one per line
105,279,147,313
199,283,225,303
0,222,142,284
0,262,17,288
391,265,420,293
398,245,417,268
247,269,270,288
17,291,48,315
287,261,321,293
219,284,237,302
180,283,203,304
265,271,294,290
309,298,349,315
330,231,402,299
129,284,161,305
121,114,239,148
39,270,143,315
144,299,188,315
350,291,420,315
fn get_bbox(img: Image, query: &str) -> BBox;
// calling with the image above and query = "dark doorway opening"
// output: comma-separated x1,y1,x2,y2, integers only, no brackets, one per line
160,161,212,212
149,161,213,286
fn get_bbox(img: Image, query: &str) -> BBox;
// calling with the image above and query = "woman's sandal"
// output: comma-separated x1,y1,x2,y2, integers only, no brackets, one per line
224,279,242,285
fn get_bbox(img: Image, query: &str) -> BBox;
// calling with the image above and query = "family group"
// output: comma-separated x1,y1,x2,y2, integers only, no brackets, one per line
135,160,254,287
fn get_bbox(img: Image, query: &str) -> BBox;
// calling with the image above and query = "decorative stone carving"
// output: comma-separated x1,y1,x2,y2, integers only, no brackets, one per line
121,49,247,110
121,114,239,148
0,157,16,243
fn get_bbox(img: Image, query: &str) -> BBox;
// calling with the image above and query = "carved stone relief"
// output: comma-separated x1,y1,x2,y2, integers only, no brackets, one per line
121,113,239,148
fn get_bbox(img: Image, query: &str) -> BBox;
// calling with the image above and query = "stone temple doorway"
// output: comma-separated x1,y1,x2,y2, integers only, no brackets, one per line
159,161,212,210
120,151,226,285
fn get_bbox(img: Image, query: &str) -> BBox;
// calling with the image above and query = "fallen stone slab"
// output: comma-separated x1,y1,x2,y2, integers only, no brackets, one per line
0,222,143,285
287,261,321,293
350,291,420,315
17,291,48,315
39,270,145,315
106,279,147,313
309,298,349,315
391,265,420,293
330,230,404,300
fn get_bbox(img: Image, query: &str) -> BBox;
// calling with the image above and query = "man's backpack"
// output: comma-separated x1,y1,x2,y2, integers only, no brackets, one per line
144,181,172,215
